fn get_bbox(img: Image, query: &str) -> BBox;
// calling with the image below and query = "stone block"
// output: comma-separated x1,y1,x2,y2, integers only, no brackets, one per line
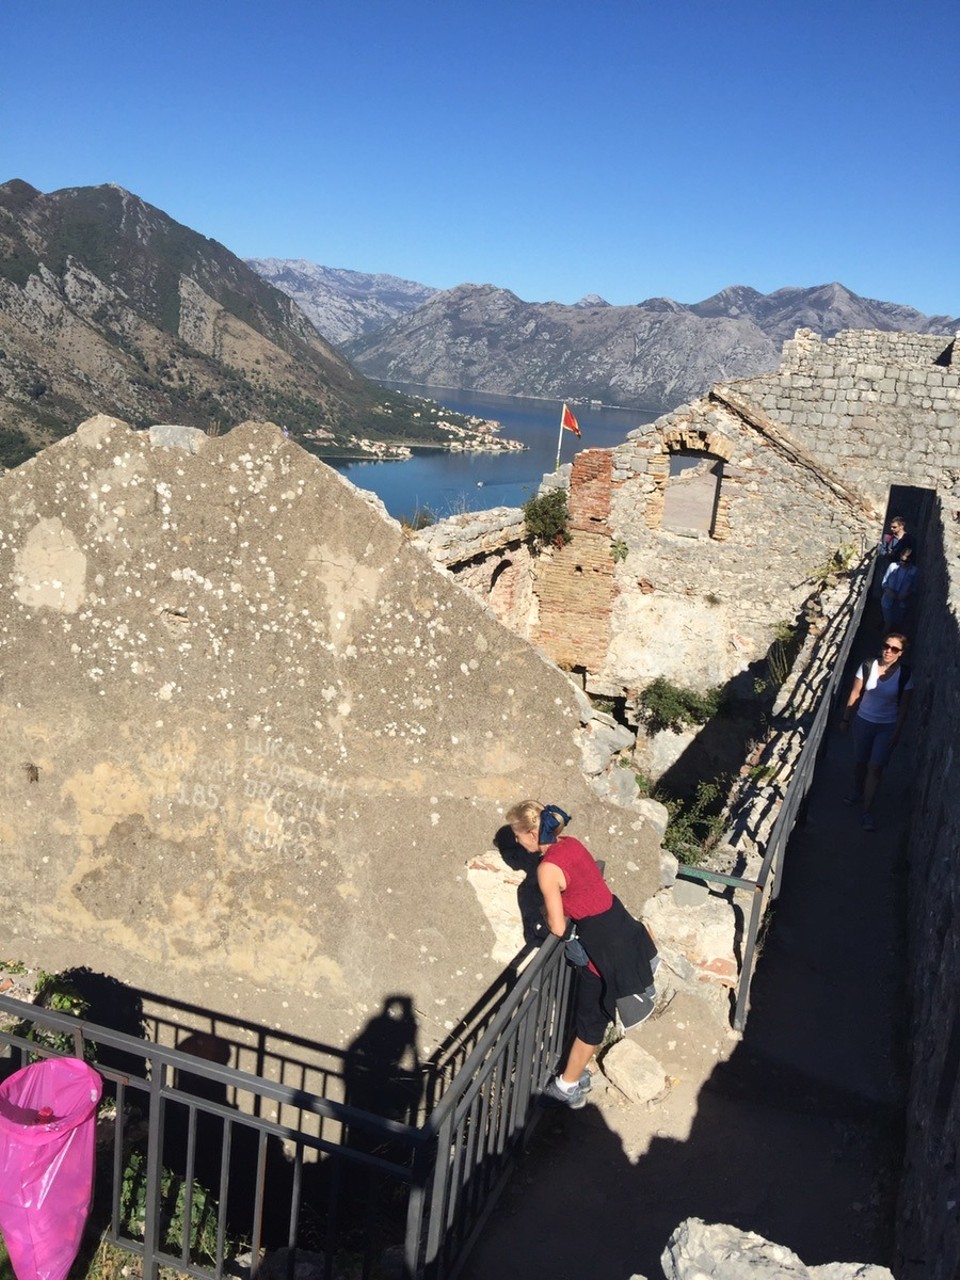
601,1037,667,1104
590,761,639,808
579,718,636,775
148,424,208,453
659,847,679,887
643,886,740,991
672,878,709,907
633,796,670,842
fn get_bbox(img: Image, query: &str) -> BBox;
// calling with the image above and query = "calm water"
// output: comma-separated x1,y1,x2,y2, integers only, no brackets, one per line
331,386,659,521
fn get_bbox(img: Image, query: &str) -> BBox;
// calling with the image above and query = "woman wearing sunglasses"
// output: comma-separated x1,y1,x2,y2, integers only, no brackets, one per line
839,633,913,831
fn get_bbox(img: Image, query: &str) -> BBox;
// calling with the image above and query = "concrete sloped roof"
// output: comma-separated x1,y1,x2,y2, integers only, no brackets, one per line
0,416,659,1049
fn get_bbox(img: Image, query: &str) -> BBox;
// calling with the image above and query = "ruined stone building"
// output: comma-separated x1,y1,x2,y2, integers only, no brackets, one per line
420,326,960,1278
419,328,958,713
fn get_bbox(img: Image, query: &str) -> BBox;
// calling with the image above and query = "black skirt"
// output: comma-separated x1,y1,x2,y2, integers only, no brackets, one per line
575,897,657,1020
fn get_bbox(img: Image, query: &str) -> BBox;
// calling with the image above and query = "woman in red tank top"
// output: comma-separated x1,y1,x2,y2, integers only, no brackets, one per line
506,799,657,1110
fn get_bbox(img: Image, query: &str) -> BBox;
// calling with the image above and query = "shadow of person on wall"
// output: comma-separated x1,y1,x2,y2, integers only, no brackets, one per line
494,823,547,945
160,1029,297,1250
343,995,423,1138
334,996,424,1267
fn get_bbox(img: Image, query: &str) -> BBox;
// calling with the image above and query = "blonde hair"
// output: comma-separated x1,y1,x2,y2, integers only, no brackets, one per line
505,799,543,833
505,799,568,839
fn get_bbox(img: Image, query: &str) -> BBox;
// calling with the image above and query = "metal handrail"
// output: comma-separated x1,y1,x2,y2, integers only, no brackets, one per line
676,551,875,1033
0,925,573,1280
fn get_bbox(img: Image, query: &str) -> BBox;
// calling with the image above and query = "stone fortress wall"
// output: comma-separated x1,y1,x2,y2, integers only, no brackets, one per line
716,327,959,506
423,327,959,712
893,502,960,1279
0,416,664,1055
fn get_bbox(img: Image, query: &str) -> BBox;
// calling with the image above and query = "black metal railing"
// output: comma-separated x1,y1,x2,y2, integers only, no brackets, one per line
0,932,570,1280
678,550,876,1032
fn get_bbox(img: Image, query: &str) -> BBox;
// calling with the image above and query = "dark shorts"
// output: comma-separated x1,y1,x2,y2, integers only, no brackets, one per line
853,716,896,768
572,968,611,1044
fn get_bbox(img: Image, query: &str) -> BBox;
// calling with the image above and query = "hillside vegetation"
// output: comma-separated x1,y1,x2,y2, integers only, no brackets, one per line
0,181,465,467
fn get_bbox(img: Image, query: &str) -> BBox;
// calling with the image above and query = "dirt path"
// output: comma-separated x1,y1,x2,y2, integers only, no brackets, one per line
462,622,906,1280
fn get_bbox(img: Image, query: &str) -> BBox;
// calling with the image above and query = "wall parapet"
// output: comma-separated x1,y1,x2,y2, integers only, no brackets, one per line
414,506,526,569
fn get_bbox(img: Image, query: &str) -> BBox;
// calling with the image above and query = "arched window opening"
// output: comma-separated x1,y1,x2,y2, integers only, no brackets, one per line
489,560,511,594
661,452,723,536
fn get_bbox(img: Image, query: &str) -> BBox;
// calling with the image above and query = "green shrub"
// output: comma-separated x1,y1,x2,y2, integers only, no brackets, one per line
121,1150,223,1263
610,538,628,563
637,678,724,734
522,489,571,548
13,970,96,1063
658,779,728,860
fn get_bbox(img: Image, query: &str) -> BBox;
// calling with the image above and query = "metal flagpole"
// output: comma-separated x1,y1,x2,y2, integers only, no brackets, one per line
554,404,567,472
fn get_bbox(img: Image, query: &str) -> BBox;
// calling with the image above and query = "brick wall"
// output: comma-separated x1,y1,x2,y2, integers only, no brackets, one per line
568,448,614,535
533,530,616,673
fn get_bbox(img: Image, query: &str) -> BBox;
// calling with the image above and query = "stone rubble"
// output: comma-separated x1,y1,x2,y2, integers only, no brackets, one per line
656,1218,893,1280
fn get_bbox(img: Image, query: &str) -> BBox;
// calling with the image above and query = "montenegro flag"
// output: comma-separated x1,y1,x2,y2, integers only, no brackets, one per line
561,403,581,436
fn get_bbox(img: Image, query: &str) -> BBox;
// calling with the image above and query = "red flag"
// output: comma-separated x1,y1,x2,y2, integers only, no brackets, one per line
561,403,581,436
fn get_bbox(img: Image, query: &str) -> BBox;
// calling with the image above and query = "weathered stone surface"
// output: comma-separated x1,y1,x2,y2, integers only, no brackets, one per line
636,797,670,842
589,760,640,808
657,846,678,887
633,725,698,780
644,887,739,991
578,717,635,774
148,424,207,454
661,1218,893,1280
601,1037,667,1104
0,417,661,1049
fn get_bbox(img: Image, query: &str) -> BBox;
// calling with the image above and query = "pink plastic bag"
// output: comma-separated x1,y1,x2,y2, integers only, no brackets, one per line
0,1057,103,1280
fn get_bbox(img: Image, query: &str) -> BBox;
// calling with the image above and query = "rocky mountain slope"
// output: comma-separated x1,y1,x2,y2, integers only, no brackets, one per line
342,281,957,411
246,258,436,347
0,181,462,467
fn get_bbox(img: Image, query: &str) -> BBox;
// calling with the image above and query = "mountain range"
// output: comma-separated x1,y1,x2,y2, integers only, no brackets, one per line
340,281,957,409
245,258,956,411
2,180,955,471
246,258,437,348
0,181,462,468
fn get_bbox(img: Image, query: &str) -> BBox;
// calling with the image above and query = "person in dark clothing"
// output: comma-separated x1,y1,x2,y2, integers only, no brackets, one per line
506,799,658,1109
875,515,915,592
880,545,918,630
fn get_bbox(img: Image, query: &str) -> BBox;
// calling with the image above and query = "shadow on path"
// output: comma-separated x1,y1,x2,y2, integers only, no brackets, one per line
462,610,907,1279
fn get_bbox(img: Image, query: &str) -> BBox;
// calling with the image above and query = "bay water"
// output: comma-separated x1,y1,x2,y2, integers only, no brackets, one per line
330,386,659,522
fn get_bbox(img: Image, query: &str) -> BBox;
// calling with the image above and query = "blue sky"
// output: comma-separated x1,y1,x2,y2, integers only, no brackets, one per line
4,0,958,316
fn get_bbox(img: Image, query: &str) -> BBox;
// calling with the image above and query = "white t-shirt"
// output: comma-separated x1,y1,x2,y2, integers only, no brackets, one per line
858,660,913,725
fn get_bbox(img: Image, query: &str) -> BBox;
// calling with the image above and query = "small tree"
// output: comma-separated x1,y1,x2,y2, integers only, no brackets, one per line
522,489,571,549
